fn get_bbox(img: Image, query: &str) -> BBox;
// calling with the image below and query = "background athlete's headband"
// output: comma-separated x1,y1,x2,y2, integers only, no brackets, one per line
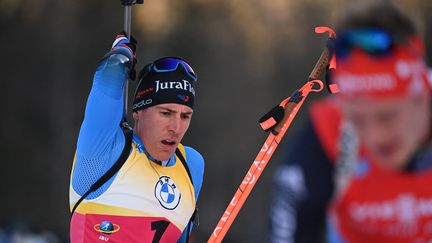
333,29,430,99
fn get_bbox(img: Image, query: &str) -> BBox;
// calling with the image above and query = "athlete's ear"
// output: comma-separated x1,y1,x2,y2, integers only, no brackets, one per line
133,111,139,124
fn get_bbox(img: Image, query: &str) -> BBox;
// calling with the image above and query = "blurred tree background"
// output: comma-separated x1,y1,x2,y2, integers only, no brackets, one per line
1,0,431,242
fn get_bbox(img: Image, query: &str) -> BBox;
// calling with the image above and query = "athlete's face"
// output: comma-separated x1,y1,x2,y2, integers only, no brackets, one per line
342,94,430,170
133,103,193,161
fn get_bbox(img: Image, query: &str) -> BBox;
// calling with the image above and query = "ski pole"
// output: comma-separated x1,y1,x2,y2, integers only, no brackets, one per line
120,0,143,117
208,26,337,243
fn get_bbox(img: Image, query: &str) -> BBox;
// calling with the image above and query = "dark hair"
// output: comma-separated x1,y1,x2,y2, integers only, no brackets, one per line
334,1,422,43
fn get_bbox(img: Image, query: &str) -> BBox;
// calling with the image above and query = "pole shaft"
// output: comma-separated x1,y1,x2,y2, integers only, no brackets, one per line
308,47,329,81
123,5,132,116
124,6,132,37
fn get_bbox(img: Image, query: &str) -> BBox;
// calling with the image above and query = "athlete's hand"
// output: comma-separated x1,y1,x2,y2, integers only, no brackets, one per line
109,31,138,80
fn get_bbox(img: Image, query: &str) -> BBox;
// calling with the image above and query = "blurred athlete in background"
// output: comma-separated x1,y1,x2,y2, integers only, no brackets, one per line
269,1,432,242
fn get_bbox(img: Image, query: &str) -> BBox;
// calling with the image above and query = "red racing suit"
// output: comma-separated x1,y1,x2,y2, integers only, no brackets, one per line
268,97,432,243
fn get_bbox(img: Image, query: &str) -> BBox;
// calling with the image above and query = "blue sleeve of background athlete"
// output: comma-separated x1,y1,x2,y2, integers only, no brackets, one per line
178,146,205,243
72,50,131,199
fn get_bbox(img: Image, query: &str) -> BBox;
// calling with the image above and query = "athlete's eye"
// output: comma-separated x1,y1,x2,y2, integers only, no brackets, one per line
160,111,170,117
181,113,192,120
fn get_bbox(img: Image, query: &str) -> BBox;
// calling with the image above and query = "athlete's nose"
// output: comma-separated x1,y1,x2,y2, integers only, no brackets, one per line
168,115,181,133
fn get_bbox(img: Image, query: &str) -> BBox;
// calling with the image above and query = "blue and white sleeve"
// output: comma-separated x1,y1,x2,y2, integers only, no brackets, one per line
72,50,131,198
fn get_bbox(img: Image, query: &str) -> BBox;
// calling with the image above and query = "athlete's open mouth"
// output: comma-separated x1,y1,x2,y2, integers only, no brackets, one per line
161,139,176,146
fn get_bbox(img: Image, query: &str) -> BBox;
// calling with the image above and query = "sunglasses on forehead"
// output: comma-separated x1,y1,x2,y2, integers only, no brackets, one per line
151,57,197,81
335,28,394,57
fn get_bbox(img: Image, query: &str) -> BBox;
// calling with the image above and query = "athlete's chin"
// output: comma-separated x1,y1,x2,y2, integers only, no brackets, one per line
153,143,178,161
369,141,410,170
374,151,410,170
156,149,177,161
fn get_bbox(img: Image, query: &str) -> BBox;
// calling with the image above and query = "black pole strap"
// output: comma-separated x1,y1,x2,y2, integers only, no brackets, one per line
175,148,199,242
258,90,303,132
175,149,194,186
71,128,133,215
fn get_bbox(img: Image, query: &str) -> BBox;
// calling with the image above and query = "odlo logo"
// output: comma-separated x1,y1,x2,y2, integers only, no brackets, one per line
154,176,181,210
133,99,152,110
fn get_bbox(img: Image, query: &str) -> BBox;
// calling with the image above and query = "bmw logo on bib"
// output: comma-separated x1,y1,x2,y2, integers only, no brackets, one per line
154,176,181,210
